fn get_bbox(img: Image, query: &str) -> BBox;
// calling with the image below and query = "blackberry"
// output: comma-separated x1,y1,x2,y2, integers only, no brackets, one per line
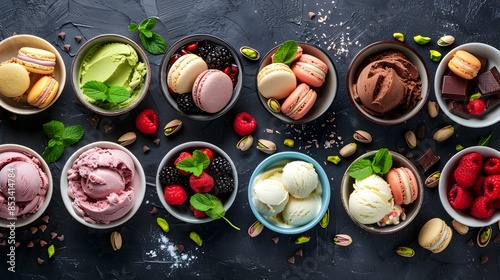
159,166,182,186
196,41,233,70
176,93,201,114
211,157,233,177
212,175,234,198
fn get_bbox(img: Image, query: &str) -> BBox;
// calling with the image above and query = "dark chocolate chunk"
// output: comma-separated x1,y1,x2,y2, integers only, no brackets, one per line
485,95,500,109
416,148,440,173
447,100,470,119
441,75,469,101
476,55,488,74
477,66,500,96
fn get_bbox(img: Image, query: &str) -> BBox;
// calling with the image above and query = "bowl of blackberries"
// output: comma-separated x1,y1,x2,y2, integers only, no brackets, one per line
156,141,239,226
159,34,243,121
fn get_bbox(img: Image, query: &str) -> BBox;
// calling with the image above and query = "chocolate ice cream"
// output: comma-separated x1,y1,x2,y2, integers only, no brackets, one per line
353,51,422,118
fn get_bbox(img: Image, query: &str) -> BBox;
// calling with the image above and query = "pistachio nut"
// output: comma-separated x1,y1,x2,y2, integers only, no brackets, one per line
248,221,264,237
405,130,417,149
283,138,294,148
239,46,260,60
451,220,469,235
433,125,454,142
156,217,170,233
339,143,357,158
437,35,455,47
477,225,492,247
294,235,311,244
333,234,352,246
396,246,415,258
429,50,442,62
327,155,341,164
163,119,182,136
414,35,431,45
236,135,253,151
110,231,122,251
353,130,372,143
427,101,439,118
425,171,440,188
267,98,281,113
118,132,137,146
393,32,405,42
456,144,464,151
469,92,482,101
189,231,203,246
319,209,329,228
257,139,277,154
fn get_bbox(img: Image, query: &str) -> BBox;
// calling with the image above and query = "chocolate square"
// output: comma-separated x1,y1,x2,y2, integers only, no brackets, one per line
441,75,469,101
416,148,440,173
477,66,500,96
486,95,500,109
476,55,489,74
447,100,470,119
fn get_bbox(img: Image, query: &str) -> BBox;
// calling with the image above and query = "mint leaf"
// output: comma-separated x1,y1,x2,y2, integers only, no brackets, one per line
128,23,138,32
192,150,210,170
347,159,373,179
62,125,84,147
348,149,393,179
190,194,213,212
139,32,167,55
82,80,108,101
107,86,131,104
478,134,492,146
190,194,240,230
372,148,392,175
272,40,298,65
42,139,64,163
175,149,210,176
43,120,64,140
139,18,156,32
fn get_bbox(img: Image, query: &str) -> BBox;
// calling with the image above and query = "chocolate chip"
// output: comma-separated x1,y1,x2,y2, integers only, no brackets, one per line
58,32,65,40
75,36,82,43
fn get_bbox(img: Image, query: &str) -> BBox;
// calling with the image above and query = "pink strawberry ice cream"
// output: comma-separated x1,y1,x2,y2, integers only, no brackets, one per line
67,147,136,224
0,152,49,219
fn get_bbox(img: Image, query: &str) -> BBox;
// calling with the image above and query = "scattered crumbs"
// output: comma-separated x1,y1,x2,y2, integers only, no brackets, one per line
265,128,274,134
144,232,197,269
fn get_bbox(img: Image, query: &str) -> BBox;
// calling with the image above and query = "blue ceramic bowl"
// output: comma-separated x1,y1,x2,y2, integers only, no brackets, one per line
248,152,330,234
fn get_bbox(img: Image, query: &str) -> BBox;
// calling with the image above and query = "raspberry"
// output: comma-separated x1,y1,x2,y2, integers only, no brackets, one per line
471,175,485,197
483,157,500,175
466,99,486,115
199,148,214,163
233,112,257,136
454,160,481,187
483,175,500,200
460,152,483,168
189,204,207,218
159,166,182,186
189,171,214,193
494,199,500,209
447,185,473,210
163,184,188,205
174,152,193,176
135,109,159,134
470,196,495,219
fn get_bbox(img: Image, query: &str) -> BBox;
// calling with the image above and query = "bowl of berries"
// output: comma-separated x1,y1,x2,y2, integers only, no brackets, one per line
439,146,500,227
156,141,239,226
159,34,243,121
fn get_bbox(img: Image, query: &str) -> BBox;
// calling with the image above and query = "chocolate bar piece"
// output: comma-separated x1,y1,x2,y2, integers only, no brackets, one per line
416,148,440,173
441,75,468,101
485,95,500,110
447,100,470,119
476,55,488,74
477,66,500,96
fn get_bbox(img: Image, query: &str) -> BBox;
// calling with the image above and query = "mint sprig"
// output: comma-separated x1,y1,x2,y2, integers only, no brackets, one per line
175,150,210,177
82,80,130,104
190,193,240,230
347,148,392,180
272,40,298,65
42,120,84,163
128,18,167,55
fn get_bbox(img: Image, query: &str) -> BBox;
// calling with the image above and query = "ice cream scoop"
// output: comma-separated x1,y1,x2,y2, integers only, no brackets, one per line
282,160,319,198
282,194,321,226
348,174,394,224
252,170,289,216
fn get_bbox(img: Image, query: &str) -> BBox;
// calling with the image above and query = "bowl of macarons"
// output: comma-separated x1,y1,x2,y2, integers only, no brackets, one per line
256,41,338,123
340,148,424,234
434,42,500,128
0,34,66,115
160,34,243,121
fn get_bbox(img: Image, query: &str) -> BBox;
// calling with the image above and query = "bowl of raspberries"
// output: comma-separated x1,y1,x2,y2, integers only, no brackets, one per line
156,141,238,224
159,34,243,121
439,146,500,227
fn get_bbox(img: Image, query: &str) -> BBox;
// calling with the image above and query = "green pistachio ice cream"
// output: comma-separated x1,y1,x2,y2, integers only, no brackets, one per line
79,42,147,110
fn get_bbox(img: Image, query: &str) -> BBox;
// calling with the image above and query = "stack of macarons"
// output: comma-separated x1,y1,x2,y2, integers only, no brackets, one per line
167,53,234,114
0,47,59,109
257,43,329,121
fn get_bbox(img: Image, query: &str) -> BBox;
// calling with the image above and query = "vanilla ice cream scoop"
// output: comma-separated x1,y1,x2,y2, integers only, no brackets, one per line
282,161,319,198
282,194,321,226
348,174,393,224
253,178,289,216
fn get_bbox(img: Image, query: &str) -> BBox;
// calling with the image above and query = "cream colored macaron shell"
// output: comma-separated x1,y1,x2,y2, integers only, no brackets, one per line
257,63,297,99
167,54,208,94
0,63,30,98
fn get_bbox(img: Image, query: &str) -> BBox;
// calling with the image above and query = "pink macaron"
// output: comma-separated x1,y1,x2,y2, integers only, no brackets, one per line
192,69,233,113
385,167,418,205
291,54,328,88
281,83,317,120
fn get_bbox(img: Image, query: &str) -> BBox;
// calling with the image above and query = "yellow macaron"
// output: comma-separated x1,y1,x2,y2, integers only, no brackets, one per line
257,63,297,99
16,47,56,75
167,54,208,94
0,62,31,98
448,50,481,80
27,76,59,108
418,217,453,253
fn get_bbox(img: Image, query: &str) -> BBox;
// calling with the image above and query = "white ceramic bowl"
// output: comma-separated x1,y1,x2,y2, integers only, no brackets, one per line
248,152,330,234
439,146,500,227
159,34,243,121
0,144,53,228
346,40,430,125
60,141,146,229
434,43,500,128
256,42,338,124
156,141,238,223
70,34,151,116
340,150,424,234
0,34,66,115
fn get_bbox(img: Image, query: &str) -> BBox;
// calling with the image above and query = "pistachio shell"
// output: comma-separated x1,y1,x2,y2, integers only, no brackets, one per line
477,226,492,247
118,132,137,146
405,130,417,149
237,135,253,151
163,119,182,136
267,98,281,113
452,220,469,235
425,171,440,188
333,234,352,246
239,46,260,60
428,101,439,118
433,125,454,142
110,231,122,251
248,221,264,237
353,130,372,143
437,35,455,47
396,246,415,257
257,139,277,154
339,143,357,157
